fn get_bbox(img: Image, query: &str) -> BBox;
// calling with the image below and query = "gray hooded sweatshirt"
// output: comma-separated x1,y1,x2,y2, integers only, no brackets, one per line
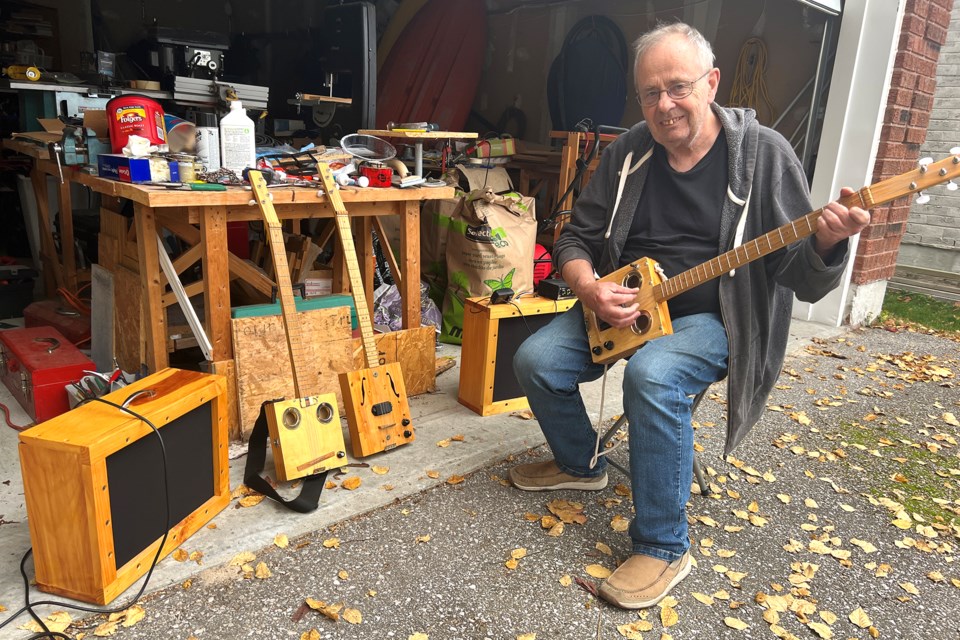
553,105,850,454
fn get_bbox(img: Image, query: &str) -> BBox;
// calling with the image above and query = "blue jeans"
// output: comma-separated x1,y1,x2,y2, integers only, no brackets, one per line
513,303,728,561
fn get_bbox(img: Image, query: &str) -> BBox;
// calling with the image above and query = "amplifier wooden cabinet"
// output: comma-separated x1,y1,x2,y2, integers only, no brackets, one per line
18,368,230,605
458,295,576,416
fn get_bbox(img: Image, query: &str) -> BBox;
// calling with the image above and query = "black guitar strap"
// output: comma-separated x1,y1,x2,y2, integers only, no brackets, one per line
243,401,328,513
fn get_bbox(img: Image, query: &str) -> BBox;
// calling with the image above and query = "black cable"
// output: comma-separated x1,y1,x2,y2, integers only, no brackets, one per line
0,394,173,639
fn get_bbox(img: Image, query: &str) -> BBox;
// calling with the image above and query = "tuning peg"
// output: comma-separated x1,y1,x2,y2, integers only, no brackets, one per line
919,157,933,172
951,146,960,155
915,191,930,205
948,180,958,192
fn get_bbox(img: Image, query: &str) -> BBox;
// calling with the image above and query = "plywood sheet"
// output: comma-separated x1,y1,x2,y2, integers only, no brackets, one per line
113,266,143,373
232,307,353,439
351,326,437,397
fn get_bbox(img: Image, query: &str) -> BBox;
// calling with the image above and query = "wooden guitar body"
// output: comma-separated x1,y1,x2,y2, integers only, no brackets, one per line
248,170,349,482
340,361,414,457
265,394,346,482
585,258,673,364
583,152,960,365
316,162,417,457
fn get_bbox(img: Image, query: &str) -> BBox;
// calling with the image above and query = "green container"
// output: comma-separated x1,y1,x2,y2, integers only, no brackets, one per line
231,293,357,329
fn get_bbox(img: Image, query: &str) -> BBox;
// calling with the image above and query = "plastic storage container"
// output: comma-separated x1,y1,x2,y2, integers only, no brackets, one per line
219,100,255,175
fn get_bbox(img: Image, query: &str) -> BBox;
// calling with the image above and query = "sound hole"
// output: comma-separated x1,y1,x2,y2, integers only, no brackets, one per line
282,407,302,429
622,271,643,289
316,402,334,424
632,311,653,335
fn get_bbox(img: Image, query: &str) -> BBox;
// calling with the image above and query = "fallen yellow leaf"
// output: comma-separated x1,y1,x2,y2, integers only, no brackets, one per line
610,515,630,532
342,608,362,624
172,548,188,562
121,605,145,627
446,475,465,485
371,465,389,475
660,606,679,627
238,494,265,508
849,607,872,628
724,617,748,630
274,533,289,548
585,564,612,579
229,551,256,566
93,621,118,636
341,476,362,490
322,538,341,549
254,562,272,579
426,470,440,479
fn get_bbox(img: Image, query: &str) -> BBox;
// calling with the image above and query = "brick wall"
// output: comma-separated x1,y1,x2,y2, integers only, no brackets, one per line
899,0,960,270
854,0,956,285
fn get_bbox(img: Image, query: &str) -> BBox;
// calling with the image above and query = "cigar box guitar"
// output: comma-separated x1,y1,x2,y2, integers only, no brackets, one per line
315,162,415,457
248,170,348,481
585,151,960,364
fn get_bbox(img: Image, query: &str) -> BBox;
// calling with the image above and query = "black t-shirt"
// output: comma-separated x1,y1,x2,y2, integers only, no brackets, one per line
619,134,728,319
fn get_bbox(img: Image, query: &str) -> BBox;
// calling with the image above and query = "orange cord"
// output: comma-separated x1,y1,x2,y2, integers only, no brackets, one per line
1,402,32,431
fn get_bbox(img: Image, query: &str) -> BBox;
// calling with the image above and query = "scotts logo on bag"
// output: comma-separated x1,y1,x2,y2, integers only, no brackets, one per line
464,224,509,248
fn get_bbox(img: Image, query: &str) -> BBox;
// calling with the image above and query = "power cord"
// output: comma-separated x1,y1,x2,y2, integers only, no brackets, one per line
0,394,173,639
1,401,32,432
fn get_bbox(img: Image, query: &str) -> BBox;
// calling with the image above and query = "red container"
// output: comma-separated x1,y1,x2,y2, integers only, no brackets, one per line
360,164,393,188
24,300,91,346
106,94,167,153
0,327,94,423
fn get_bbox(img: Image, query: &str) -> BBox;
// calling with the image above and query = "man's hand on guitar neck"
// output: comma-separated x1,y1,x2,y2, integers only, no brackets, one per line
815,187,871,259
562,258,641,329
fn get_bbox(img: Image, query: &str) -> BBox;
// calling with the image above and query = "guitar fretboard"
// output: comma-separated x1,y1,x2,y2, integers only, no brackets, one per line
318,165,380,369
654,151,960,302
250,173,310,398
656,210,822,301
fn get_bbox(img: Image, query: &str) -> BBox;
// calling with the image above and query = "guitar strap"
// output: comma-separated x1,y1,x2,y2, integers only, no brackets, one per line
243,401,329,513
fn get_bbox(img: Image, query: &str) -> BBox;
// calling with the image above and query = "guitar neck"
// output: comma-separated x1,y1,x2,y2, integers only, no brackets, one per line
317,164,380,368
654,153,959,302
248,171,310,397
656,208,823,301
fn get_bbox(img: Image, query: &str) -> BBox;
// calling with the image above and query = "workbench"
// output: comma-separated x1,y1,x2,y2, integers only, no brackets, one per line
5,138,455,374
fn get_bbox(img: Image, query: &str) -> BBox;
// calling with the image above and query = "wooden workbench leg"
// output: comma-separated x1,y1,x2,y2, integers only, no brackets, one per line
29,167,63,295
197,206,232,363
57,178,78,293
399,200,421,329
359,217,375,322
134,203,168,372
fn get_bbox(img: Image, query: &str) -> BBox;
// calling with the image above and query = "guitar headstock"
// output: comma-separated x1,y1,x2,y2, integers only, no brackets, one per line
867,147,960,208
247,169,282,229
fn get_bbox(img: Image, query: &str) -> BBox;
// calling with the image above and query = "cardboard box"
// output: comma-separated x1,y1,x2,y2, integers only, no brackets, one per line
97,153,178,183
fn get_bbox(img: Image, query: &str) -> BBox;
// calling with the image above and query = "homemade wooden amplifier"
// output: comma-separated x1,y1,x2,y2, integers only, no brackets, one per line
458,295,576,416
18,368,229,605
1,326,94,423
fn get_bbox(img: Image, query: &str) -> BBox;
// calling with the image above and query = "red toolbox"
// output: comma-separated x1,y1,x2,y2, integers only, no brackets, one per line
24,300,91,346
0,327,94,424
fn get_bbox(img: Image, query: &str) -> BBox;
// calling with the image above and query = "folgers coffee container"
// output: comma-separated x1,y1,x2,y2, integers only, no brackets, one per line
106,95,167,153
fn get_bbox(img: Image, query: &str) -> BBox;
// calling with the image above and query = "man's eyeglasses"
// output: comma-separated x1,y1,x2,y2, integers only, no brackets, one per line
636,70,711,107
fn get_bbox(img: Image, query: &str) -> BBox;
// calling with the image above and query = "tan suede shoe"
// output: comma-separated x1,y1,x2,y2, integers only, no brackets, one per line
509,460,608,491
598,551,691,609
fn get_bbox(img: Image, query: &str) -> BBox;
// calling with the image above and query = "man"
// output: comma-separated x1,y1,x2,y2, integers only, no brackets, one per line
510,22,870,610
